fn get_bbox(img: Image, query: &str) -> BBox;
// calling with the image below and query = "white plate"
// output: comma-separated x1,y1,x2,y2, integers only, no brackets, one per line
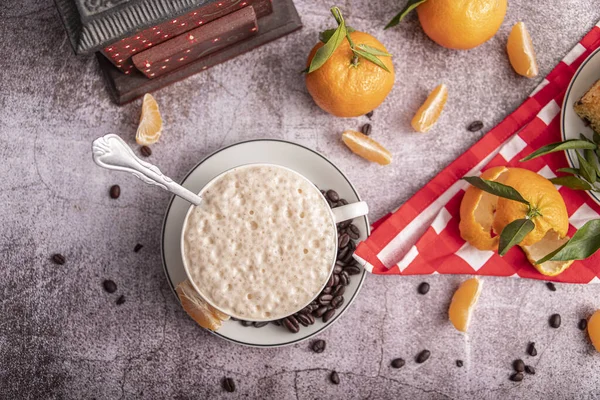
561,47,600,205
160,139,369,347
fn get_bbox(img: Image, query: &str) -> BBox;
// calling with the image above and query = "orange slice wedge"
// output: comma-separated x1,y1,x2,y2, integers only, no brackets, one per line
341,130,392,165
176,280,229,331
411,84,448,133
448,277,482,333
588,310,600,352
507,22,539,78
136,93,163,145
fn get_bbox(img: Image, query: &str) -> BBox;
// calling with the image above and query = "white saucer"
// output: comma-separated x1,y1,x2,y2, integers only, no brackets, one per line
561,47,600,205
160,139,370,347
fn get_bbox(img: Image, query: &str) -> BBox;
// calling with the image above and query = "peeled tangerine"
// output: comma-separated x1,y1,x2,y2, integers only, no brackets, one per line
507,22,539,78
176,280,230,331
136,93,163,145
342,130,392,165
411,84,448,133
448,278,482,332
588,310,600,352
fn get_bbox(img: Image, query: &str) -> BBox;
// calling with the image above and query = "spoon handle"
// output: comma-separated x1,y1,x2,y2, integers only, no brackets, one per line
92,134,203,206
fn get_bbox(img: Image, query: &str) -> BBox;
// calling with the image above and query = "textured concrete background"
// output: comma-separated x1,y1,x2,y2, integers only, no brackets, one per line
2,0,600,398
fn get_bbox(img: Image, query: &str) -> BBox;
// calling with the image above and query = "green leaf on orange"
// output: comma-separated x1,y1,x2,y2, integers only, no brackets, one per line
385,0,428,30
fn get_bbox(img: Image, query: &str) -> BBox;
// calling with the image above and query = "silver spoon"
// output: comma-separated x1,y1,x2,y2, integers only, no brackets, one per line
91,134,203,205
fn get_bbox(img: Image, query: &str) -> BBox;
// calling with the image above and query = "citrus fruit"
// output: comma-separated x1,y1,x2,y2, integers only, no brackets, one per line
416,0,507,50
136,93,163,145
506,22,539,78
341,130,392,165
411,83,448,133
448,277,482,332
305,31,395,117
588,310,600,352
176,280,229,331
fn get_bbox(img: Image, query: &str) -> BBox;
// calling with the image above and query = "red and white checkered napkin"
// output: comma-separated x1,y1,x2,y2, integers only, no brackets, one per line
354,23,600,284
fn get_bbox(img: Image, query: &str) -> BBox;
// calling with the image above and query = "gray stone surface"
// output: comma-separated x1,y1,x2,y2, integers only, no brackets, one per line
1,0,600,398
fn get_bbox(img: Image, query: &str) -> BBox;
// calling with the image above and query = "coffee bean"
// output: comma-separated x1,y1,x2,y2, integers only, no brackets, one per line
323,308,336,323
52,253,66,265
342,241,355,263
319,294,333,305
313,306,328,318
332,285,346,297
391,358,405,368
109,185,120,199
116,295,126,305
330,371,340,385
339,199,349,206
546,282,557,292
271,320,282,326
326,274,335,288
296,313,311,327
527,342,537,357
312,339,326,353
524,365,535,375
333,274,340,287
241,320,252,327
338,233,350,249
331,295,344,309
467,120,484,132
222,377,236,392
339,219,352,229
103,280,117,293
416,350,430,363
299,305,313,314
326,190,340,203
549,313,561,328
305,313,315,325
456,360,463,368
513,359,525,372
337,246,350,261
366,110,374,119
140,146,152,157
283,316,300,333
333,263,343,274
578,319,588,331
344,265,361,275
347,224,360,239
253,321,269,328
361,123,372,136
339,271,350,286
322,287,332,294
134,244,143,253
417,282,430,295
510,372,524,382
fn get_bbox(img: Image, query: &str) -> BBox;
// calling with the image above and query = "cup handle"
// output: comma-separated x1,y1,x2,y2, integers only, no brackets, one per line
331,201,369,224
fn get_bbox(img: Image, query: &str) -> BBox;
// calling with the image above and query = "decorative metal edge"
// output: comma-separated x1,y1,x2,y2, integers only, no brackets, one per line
53,0,215,55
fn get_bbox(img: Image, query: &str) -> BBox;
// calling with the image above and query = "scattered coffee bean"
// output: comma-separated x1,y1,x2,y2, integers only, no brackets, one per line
361,123,372,136
527,342,537,357
467,120,484,132
456,360,463,368
323,308,336,323
140,146,152,157
344,265,361,275
418,282,430,295
341,242,355,263
337,246,349,262
322,287,332,295
339,198,349,206
283,316,300,333
296,313,313,327
513,359,525,372
579,319,588,331
51,253,66,265
524,365,535,375
222,377,236,393
241,320,252,327
133,243,143,253
326,274,335,288
253,321,269,328
116,295,126,305
330,371,340,385
546,282,557,292
347,224,360,240
333,263,343,274
339,271,350,286
109,185,120,199
339,219,352,229
319,294,333,305
103,280,117,293
338,233,350,249
331,295,344,309
366,110,374,119
510,372,524,382
333,274,340,287
391,358,405,368
326,190,340,203
332,285,346,297
549,313,561,328
312,339,326,353
271,320,282,326
416,350,431,364
313,306,328,318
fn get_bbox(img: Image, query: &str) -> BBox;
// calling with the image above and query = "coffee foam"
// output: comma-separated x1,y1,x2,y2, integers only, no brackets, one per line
183,165,336,320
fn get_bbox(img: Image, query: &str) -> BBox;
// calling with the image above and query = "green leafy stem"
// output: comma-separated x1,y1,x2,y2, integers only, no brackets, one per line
385,0,428,30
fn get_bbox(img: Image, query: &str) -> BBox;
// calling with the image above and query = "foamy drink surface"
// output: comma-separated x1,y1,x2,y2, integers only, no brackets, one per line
183,165,336,320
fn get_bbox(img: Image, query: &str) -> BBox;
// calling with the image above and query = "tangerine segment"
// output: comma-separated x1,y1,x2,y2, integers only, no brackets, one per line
176,280,229,331
521,231,574,277
588,310,600,352
448,277,482,332
507,22,539,78
342,130,392,165
136,93,163,145
411,84,448,133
